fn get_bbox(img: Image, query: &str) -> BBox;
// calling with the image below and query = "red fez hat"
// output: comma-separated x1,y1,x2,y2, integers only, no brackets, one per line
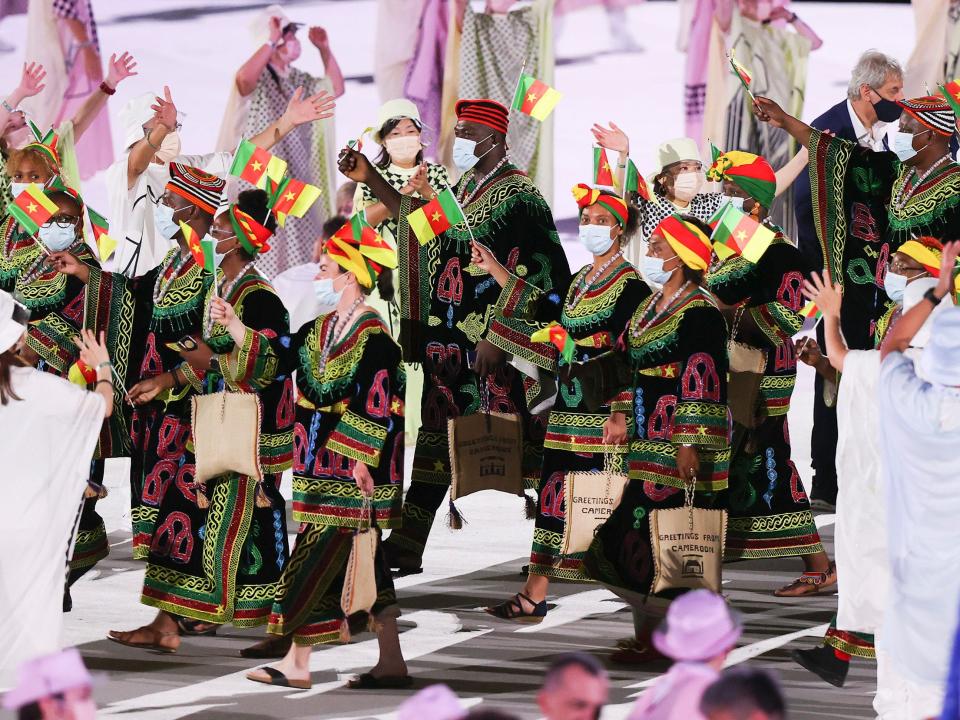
455,99,509,135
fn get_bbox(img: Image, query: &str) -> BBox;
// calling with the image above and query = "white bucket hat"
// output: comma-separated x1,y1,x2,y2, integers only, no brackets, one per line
654,137,702,175
373,98,422,143
0,290,29,353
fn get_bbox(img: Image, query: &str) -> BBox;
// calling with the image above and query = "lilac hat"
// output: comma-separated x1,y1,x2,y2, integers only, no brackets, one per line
652,590,742,662
397,684,466,720
3,648,93,710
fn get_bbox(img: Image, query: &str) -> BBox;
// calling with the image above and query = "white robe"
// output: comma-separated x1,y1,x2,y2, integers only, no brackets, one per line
0,367,104,687
834,350,886,633
878,351,960,686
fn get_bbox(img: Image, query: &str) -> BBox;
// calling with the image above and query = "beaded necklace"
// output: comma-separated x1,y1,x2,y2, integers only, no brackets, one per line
629,281,692,340
153,250,191,304
316,297,364,375
565,251,624,312
203,260,258,339
457,156,509,206
891,155,951,213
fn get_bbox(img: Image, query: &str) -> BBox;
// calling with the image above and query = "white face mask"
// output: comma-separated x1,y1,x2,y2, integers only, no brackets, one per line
313,276,344,307
384,136,422,164
452,133,496,172
672,171,703,202
884,270,923,304
207,235,232,268
38,222,77,252
154,130,181,163
578,223,616,256
154,202,185,240
641,253,678,286
9,182,31,198
724,195,746,211
892,129,929,163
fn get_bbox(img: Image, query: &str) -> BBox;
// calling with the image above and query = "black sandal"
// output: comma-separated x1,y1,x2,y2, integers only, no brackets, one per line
485,592,547,623
177,618,220,636
246,666,312,690
346,672,414,690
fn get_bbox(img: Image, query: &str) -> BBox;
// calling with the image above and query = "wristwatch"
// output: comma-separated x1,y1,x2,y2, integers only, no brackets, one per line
923,287,945,305
209,355,222,375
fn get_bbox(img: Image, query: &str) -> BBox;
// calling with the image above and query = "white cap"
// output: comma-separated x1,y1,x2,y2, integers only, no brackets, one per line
654,137,702,174
373,99,422,143
251,4,299,47
0,290,29,353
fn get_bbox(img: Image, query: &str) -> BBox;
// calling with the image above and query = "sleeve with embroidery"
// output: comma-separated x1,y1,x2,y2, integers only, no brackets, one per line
326,331,404,468
670,305,730,451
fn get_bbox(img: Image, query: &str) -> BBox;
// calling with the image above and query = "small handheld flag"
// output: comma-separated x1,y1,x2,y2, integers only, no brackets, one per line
709,203,776,263
593,147,616,188
88,207,116,261
800,301,822,322
68,359,97,387
511,73,562,121
728,51,755,102
407,187,467,246
229,139,287,190
347,126,374,152
938,78,960,117
530,322,575,365
623,159,649,201
269,176,321,227
180,220,215,273
8,183,58,235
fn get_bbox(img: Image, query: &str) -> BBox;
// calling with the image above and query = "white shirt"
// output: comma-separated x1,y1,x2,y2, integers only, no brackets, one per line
107,151,233,278
878,351,960,685
847,100,888,151
0,368,105,686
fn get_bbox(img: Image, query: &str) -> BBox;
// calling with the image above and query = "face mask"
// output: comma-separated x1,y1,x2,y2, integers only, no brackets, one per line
724,195,746,212
208,236,232,268
154,202,184,240
9,182,31,198
884,270,923,304
893,129,930,163
38,222,76,251
384,136,421,164
452,133,495,172
672,171,702,202
313,277,343,307
641,254,677,286
870,92,903,124
578,223,616,256
154,131,181,163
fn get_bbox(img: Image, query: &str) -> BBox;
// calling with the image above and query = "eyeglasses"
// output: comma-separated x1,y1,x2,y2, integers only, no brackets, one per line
45,215,79,228
888,258,924,274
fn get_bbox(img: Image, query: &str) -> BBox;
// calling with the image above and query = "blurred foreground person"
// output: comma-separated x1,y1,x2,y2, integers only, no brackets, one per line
2,648,96,720
537,653,609,720
700,668,787,720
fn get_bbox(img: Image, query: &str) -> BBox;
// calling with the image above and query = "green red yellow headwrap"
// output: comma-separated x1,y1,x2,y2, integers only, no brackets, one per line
655,214,712,271
324,214,398,288
897,237,943,277
22,120,61,172
707,149,776,209
571,183,628,227
228,205,273,255
45,175,84,211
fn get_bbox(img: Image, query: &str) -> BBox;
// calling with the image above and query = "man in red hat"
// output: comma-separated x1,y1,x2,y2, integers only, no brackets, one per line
339,98,570,574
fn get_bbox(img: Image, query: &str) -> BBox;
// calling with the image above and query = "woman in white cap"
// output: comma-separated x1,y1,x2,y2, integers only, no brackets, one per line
217,5,345,280
0,290,112,685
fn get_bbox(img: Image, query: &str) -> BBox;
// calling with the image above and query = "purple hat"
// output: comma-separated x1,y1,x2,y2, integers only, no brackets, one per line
397,684,466,720
652,590,742,662
3,649,93,710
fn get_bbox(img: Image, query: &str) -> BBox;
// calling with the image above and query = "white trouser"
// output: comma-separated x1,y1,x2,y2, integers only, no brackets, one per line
875,649,944,720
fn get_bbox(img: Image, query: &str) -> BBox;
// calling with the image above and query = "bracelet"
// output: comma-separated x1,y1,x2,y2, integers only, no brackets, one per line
99,81,116,96
1,99,16,114
144,127,162,151
96,361,112,370
170,370,182,390
95,379,114,387
923,287,945,305
617,162,627,169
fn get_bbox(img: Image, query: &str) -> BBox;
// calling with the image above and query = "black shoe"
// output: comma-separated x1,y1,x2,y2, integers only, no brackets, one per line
381,540,422,576
63,588,73,613
792,645,849,687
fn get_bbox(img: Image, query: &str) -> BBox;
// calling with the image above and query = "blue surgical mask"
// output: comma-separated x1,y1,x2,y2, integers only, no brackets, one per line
892,129,930,163
884,270,923,304
154,202,183,240
452,133,495,173
9,182,31,198
641,253,677,287
724,196,746,211
313,277,343,308
578,223,616,255
38,222,76,251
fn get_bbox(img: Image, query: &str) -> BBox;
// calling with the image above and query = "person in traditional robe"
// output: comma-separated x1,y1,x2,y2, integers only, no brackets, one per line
875,241,960,718
103,189,295,653
791,239,947,703
337,99,570,575
754,93,960,351
110,80,334,279
474,185,650,622
217,4,344,279
705,150,833,597
0,292,111,686
236,225,408,691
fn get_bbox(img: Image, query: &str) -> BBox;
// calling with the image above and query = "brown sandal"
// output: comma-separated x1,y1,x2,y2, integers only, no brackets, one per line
774,562,837,597
107,627,179,653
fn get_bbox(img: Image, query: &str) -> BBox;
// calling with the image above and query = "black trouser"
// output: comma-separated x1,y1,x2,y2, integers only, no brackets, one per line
810,322,838,504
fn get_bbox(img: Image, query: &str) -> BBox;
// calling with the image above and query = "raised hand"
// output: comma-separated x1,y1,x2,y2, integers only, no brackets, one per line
935,240,960,301
283,86,335,127
337,146,374,184
470,241,503,275
801,269,842,318
591,121,629,154
752,96,788,128
308,26,329,50
268,15,283,45
795,336,823,367
209,297,236,326
151,85,178,131
15,62,46,99
74,329,110,370
105,51,138,90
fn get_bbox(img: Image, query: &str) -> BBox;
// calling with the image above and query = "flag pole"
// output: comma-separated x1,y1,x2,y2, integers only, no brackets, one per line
443,183,482,251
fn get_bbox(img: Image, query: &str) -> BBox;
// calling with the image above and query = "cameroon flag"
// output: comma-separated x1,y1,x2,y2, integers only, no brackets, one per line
710,203,775,263
594,147,615,188
270,176,321,227
728,51,754,99
800,301,822,322
8,183,58,235
181,221,215,272
88,207,117,261
407,188,466,245
530,322,575,365
230,139,287,189
623,159,649,201
939,78,960,116
511,74,562,121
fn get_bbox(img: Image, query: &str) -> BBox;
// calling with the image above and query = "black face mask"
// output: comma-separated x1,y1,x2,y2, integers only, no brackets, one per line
871,90,903,123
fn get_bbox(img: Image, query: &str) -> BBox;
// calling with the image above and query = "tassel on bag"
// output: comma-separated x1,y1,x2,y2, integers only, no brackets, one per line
84,481,109,500
339,618,351,644
193,482,210,509
447,498,465,529
254,481,273,508
524,492,537,520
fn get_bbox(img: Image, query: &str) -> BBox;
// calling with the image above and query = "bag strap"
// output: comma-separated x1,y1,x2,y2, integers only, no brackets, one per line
358,493,373,532
729,305,746,344
685,473,697,531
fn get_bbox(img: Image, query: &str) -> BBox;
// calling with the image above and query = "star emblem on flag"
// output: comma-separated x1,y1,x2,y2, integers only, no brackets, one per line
736,230,747,241
26,202,38,214
431,211,441,222
527,92,538,102
251,160,262,172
